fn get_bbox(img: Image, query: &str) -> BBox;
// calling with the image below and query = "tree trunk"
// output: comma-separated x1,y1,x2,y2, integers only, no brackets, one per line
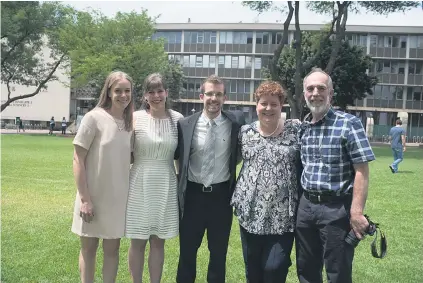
292,1,303,119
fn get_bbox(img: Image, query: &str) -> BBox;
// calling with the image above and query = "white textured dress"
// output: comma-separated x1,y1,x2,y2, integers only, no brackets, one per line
125,109,183,239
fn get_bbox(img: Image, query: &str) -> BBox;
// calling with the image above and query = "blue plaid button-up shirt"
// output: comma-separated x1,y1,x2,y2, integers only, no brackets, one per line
300,107,375,195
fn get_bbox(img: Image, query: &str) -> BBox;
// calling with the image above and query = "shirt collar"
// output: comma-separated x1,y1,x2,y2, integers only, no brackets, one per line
304,107,335,125
200,111,225,126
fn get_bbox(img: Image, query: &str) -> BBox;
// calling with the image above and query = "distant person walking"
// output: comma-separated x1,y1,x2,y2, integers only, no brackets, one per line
18,119,25,133
49,117,55,135
61,117,67,135
388,119,406,173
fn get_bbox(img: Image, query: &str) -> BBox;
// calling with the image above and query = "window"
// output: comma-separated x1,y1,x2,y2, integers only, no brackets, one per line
384,36,392,47
409,63,415,74
230,80,237,93
254,57,262,69
189,55,196,67
416,62,423,74
374,85,382,99
398,63,405,74
413,87,422,101
239,56,246,69
391,62,398,74
370,35,377,47
195,55,203,67
168,54,174,60
210,32,216,43
203,55,209,68
407,87,413,100
209,56,216,68
392,36,399,48
238,81,245,93
376,61,383,73
183,55,189,67
231,56,238,68
226,32,233,44
219,32,226,44
197,32,204,44
174,55,181,63
382,85,393,100
256,32,263,44
263,32,269,44
359,35,367,47
396,86,403,100
400,36,407,48
224,55,231,68
246,56,252,68
377,35,384,47
190,32,197,44
410,36,417,48
218,56,225,66
418,36,423,48
383,61,391,73
234,32,241,44
247,32,253,44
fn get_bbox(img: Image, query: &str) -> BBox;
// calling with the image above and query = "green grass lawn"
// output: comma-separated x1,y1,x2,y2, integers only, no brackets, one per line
1,134,423,283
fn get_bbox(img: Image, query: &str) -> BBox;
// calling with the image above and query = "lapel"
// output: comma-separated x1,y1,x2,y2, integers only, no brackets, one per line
183,112,201,163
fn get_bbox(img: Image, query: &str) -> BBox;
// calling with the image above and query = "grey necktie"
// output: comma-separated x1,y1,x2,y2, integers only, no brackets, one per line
201,120,217,187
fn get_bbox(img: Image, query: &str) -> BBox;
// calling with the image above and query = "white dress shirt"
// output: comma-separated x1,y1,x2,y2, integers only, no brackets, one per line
188,112,232,185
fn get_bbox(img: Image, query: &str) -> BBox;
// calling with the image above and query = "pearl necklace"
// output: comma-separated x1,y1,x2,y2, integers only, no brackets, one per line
259,119,282,137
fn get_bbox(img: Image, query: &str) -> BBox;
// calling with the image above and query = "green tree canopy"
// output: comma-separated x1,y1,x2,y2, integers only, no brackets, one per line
1,2,185,112
242,1,421,118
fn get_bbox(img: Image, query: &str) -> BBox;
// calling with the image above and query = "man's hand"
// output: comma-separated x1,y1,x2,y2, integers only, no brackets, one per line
350,212,369,240
403,146,406,152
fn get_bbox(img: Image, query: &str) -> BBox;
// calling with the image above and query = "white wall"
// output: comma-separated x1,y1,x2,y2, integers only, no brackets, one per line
1,45,70,122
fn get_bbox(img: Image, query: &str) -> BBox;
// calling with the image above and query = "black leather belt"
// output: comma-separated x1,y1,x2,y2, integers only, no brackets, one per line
188,180,229,193
303,190,350,204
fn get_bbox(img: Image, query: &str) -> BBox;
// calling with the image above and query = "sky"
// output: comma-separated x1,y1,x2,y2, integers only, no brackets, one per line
62,0,423,26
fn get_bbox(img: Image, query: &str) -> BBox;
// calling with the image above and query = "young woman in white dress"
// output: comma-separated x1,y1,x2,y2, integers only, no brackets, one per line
72,71,134,283
125,73,183,283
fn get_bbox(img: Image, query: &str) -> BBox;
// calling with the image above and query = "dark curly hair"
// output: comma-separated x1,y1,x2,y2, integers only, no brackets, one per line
254,80,286,105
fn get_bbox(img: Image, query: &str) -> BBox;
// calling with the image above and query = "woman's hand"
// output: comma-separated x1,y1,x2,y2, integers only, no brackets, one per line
80,200,94,223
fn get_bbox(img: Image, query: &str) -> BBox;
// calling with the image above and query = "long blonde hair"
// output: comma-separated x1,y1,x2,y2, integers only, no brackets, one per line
96,71,134,131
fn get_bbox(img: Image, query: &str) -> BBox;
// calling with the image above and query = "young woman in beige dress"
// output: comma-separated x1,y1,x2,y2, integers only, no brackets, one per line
72,71,134,283
125,73,183,283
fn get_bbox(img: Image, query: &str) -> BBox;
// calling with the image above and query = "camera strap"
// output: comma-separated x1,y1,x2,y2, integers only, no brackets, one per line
370,225,387,259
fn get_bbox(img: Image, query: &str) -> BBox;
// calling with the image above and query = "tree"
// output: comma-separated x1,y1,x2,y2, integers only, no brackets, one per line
1,1,74,112
242,1,420,118
263,31,378,112
65,10,185,106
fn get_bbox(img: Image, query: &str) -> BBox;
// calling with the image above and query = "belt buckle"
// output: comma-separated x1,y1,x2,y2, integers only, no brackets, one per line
202,185,213,193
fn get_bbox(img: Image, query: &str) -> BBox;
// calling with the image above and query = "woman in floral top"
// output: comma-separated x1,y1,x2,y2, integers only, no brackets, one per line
231,81,302,283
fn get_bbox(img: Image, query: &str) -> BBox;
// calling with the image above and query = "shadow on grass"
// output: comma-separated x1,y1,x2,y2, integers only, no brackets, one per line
395,170,414,174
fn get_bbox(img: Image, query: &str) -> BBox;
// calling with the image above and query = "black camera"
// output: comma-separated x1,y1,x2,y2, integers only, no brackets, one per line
345,215,377,247
345,215,387,259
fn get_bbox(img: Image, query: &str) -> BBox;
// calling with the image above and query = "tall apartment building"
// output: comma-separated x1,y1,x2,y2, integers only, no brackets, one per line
154,23,423,139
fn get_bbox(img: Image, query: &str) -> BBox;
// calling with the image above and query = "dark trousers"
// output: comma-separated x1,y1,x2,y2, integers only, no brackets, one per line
295,194,354,283
240,226,294,283
61,126,66,134
177,181,233,283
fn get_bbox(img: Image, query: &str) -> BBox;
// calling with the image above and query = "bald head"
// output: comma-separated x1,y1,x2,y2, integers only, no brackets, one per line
303,68,333,92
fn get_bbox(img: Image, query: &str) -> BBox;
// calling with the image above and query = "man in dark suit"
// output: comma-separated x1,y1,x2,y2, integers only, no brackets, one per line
176,75,245,283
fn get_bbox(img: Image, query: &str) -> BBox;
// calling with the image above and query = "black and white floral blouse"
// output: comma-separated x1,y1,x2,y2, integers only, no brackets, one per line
231,119,302,235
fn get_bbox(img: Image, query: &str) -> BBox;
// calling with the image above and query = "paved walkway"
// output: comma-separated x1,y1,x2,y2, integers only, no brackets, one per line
0,129,75,136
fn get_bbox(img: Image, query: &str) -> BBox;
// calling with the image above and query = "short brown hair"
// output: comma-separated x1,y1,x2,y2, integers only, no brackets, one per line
254,80,286,104
396,119,402,125
200,74,225,93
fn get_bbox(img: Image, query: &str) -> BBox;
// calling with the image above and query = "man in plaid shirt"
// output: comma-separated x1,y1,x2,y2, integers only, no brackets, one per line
296,68,376,283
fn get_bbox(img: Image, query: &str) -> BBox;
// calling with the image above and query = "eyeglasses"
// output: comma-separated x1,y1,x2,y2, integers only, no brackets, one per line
305,85,327,92
204,92,225,98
